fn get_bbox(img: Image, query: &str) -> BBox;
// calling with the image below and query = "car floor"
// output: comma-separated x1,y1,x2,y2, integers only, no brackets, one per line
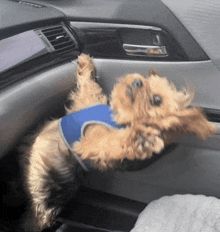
1,150,147,232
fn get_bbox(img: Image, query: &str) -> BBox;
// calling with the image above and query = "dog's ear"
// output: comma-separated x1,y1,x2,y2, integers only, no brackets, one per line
174,108,218,139
148,69,161,77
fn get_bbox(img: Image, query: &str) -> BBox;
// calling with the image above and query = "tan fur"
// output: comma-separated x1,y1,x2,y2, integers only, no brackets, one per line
21,54,217,231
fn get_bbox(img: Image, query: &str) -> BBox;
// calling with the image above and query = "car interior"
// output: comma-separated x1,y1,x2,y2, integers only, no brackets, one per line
1,0,220,231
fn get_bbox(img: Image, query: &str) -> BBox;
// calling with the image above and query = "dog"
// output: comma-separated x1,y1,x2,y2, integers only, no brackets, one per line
21,54,217,231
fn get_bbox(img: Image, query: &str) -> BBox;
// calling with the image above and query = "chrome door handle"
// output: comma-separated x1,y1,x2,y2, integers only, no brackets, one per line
123,44,167,57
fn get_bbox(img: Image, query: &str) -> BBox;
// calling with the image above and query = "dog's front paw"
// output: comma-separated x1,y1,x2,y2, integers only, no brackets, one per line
77,54,96,79
133,126,164,159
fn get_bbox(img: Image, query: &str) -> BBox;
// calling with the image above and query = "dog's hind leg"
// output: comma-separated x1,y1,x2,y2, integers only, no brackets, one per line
67,54,107,113
22,146,81,231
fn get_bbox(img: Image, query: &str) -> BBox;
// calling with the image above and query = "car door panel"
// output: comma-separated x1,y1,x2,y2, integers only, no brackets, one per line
0,62,77,158
80,57,220,202
83,142,220,203
33,0,208,61
161,0,220,71
0,0,63,40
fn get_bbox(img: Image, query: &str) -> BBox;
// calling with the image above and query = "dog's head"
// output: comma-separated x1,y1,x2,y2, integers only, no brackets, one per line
111,70,217,140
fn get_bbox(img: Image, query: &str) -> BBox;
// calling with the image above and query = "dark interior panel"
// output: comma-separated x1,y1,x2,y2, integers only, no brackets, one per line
0,0,64,40
58,187,146,232
70,22,188,61
28,0,209,61
161,0,220,72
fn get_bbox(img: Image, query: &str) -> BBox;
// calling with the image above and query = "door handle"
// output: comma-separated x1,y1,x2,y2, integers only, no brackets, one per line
123,44,167,57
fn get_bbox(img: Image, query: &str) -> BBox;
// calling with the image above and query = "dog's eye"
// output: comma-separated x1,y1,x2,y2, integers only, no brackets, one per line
151,95,162,106
132,79,143,88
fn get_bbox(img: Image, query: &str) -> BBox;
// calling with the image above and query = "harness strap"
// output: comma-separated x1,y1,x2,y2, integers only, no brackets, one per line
59,119,89,171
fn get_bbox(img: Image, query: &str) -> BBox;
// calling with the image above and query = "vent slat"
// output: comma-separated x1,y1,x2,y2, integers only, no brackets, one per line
46,33,67,41
49,36,71,44
42,26,63,33
54,42,74,50
53,40,73,47
39,25,76,53
55,45,75,52
42,29,65,36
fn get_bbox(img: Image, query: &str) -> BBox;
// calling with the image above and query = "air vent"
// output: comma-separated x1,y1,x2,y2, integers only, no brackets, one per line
36,25,78,54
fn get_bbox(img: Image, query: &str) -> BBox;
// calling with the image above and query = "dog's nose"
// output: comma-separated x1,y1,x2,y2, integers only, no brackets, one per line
132,79,143,88
150,95,162,106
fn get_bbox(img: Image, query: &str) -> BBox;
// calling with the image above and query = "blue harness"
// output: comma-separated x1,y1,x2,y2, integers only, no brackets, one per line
59,104,121,171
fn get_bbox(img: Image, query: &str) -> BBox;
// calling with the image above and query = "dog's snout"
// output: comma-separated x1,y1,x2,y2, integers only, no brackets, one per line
132,79,143,88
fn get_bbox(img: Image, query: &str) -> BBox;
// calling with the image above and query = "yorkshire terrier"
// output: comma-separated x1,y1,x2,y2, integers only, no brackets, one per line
21,54,217,231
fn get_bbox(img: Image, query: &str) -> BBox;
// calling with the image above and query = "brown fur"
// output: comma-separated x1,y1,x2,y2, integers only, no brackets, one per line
21,54,217,231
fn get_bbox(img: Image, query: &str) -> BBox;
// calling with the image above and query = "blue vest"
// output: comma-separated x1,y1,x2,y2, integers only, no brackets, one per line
59,104,121,171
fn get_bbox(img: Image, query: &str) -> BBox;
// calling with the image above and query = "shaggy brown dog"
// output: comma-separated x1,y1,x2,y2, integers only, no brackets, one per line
21,54,217,231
